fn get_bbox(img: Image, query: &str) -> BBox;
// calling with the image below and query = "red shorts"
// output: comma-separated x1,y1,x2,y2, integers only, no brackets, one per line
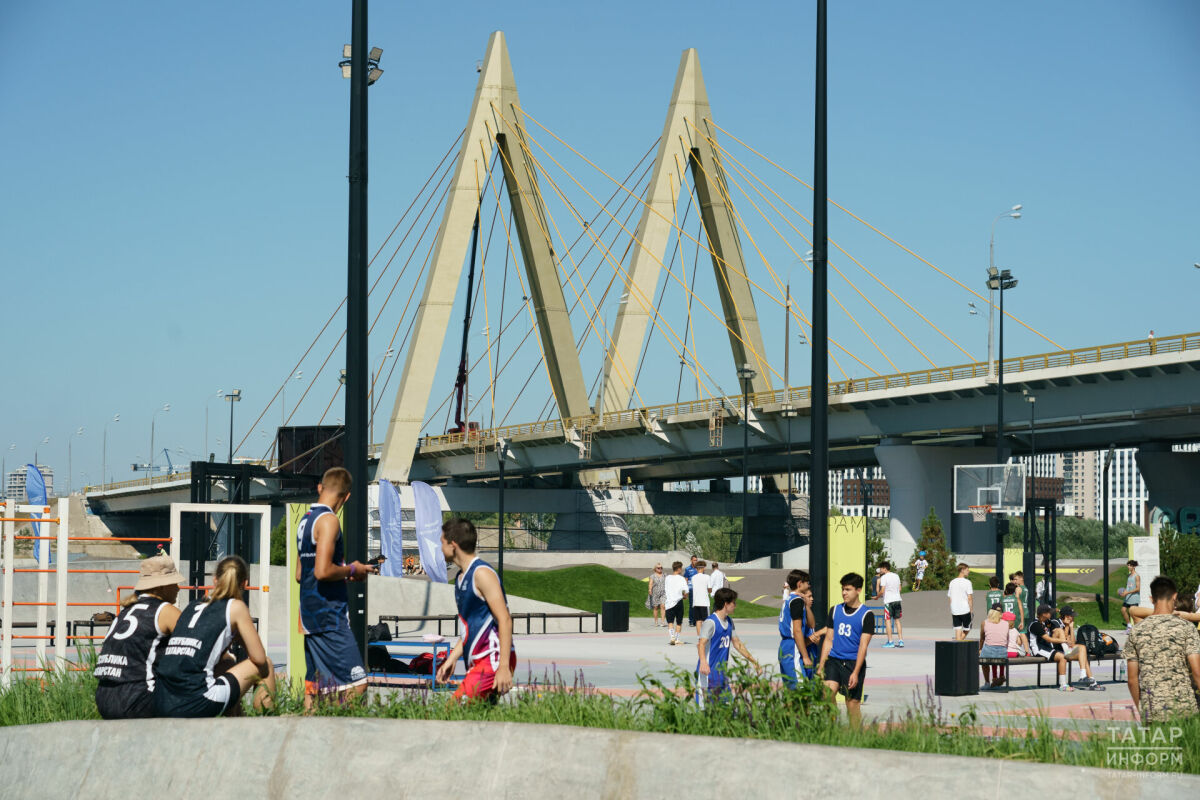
454,651,517,700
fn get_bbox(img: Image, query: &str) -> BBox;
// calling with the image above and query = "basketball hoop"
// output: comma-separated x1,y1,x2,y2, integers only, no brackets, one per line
969,505,992,523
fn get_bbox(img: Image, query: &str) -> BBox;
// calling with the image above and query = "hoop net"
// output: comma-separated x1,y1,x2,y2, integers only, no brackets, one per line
969,505,992,523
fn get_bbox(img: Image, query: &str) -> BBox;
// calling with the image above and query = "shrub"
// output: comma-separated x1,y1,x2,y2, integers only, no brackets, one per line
902,507,956,590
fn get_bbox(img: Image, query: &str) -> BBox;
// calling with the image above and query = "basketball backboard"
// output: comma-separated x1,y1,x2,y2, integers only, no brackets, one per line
953,463,1026,516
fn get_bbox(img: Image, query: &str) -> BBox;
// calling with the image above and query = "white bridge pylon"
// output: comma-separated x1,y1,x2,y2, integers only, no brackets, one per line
379,31,771,484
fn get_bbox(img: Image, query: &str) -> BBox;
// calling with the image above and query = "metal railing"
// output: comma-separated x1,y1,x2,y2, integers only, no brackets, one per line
419,330,1200,449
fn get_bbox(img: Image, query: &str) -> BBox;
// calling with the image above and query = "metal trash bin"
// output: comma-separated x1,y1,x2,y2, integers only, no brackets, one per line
601,600,629,633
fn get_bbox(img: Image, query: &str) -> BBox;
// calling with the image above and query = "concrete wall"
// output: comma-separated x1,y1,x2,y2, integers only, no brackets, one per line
0,718,1193,798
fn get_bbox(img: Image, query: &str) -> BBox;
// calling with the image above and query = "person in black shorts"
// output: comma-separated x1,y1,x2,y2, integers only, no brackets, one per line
154,556,275,717
818,573,875,728
94,555,185,719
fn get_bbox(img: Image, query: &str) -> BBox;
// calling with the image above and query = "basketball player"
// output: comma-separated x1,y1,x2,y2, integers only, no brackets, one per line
154,556,275,717
818,572,875,727
696,587,759,706
93,555,185,719
295,467,376,711
436,518,516,701
778,569,813,687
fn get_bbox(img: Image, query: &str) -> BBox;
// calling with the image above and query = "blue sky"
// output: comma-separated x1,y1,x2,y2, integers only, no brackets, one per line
2,1,1197,491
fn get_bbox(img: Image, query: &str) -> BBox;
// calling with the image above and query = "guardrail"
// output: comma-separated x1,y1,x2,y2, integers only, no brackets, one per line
419,330,1200,449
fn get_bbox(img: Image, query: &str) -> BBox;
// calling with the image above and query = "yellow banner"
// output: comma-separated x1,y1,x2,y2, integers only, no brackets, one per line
828,516,866,610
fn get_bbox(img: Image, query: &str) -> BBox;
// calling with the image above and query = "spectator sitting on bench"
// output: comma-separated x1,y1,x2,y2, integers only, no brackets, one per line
1002,611,1024,657
1028,604,1104,692
979,606,1011,689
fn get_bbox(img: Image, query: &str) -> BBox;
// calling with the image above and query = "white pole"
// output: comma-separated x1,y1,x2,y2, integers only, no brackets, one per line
35,503,49,666
1,500,14,687
55,497,69,668
258,507,270,658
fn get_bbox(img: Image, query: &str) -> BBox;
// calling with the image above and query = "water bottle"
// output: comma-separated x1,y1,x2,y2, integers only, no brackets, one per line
1118,662,1126,682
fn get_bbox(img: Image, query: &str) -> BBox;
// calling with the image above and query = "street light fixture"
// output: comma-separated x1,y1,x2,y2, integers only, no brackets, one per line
987,205,1022,379
101,413,120,491
737,363,757,561
987,265,1017,585
149,404,170,486
339,44,384,85
1023,389,1037,488
225,390,242,463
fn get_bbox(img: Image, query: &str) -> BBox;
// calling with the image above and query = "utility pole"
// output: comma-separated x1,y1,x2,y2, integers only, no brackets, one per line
344,0,370,655
809,0,830,623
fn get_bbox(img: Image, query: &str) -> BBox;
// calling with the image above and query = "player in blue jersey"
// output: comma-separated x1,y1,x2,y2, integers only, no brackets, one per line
295,467,376,711
817,572,875,727
436,518,516,701
696,587,760,706
778,569,814,687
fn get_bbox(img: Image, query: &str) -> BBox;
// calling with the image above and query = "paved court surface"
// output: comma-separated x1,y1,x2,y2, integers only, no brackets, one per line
509,616,1138,732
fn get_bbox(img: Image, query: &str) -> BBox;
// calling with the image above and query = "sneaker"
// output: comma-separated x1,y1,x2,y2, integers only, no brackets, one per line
1082,679,1106,691
1057,684,1076,692
896,640,905,648
882,641,895,648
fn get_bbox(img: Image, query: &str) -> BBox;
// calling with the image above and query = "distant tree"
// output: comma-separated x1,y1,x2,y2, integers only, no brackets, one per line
902,507,956,590
867,519,892,573
1158,525,1200,600
270,517,286,566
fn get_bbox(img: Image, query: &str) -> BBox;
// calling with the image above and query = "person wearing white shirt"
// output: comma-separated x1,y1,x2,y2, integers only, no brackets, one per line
947,563,974,640
874,561,904,648
663,561,690,645
691,562,712,637
709,563,726,593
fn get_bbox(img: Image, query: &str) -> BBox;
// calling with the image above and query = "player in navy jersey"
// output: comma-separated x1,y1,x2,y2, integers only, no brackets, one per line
436,518,515,701
817,572,874,727
778,569,814,687
295,467,376,711
154,556,275,717
94,555,184,719
696,587,760,706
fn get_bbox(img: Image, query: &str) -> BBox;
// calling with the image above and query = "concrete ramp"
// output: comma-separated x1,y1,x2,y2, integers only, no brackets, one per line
0,718,1192,798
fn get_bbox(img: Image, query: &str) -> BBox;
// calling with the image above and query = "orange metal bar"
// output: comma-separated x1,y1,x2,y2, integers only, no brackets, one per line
13,536,56,541
8,602,54,606
1,601,116,607
13,569,55,573
0,518,60,523
10,635,55,640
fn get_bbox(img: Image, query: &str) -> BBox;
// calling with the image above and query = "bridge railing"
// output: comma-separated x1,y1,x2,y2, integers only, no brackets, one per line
418,330,1200,450
84,458,278,496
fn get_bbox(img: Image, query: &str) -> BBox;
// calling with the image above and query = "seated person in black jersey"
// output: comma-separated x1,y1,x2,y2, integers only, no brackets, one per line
94,555,185,719
154,556,276,717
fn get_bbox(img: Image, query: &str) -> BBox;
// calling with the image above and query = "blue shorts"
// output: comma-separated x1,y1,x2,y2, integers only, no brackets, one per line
304,624,367,696
694,668,728,706
778,640,814,688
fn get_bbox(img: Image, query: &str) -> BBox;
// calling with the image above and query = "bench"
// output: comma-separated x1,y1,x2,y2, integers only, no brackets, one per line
863,605,888,635
378,614,460,637
979,650,1125,690
538,611,599,634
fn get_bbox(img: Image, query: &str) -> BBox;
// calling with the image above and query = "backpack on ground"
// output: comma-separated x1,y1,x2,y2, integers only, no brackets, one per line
408,651,448,676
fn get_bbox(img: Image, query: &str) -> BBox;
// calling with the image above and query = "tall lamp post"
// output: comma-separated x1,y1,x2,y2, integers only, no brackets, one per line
101,417,119,491
341,2,384,657
1023,391,1037,489
496,437,510,582
737,363,756,562
987,205,1022,378
225,390,242,463
149,404,171,486
66,427,84,495
282,370,303,428
1102,444,1115,622
205,391,223,461
810,0,830,622
988,265,1017,586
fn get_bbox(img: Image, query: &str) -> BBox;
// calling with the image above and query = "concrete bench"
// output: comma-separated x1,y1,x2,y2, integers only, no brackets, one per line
979,650,1125,690
510,611,599,634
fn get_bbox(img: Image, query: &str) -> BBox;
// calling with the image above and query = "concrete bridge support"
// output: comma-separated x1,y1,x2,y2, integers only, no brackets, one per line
875,439,997,566
1137,443,1200,534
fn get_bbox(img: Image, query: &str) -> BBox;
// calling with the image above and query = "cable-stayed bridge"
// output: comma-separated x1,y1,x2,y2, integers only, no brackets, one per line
86,33,1200,562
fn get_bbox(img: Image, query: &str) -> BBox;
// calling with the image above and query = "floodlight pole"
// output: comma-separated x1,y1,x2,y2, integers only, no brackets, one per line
809,0,830,624
1102,445,1115,622
344,0,370,655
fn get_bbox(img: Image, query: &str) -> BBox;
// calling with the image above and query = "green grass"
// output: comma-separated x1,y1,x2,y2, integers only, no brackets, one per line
504,565,779,618
6,661,1199,775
